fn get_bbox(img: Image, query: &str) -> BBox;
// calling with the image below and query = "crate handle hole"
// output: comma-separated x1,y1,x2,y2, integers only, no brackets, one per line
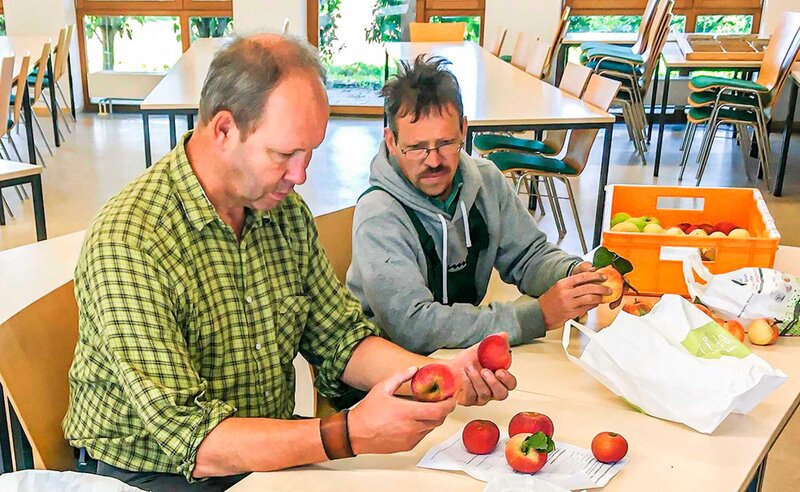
656,197,705,211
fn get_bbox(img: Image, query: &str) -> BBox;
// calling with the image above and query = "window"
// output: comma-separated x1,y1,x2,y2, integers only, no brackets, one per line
0,0,5,36
76,1,233,108
430,15,481,42
695,14,753,34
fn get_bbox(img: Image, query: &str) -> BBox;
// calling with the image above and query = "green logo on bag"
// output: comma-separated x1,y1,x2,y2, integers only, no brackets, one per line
681,322,751,359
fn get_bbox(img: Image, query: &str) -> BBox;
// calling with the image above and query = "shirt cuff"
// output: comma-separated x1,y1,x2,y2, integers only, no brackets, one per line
314,320,381,399
177,397,237,482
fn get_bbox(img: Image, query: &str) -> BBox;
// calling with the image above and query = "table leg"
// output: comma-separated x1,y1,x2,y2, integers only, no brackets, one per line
168,114,177,148
653,68,672,177
187,113,195,131
22,85,36,165
31,175,47,241
0,387,13,473
67,54,76,120
142,113,152,168
593,122,614,248
647,65,659,143
46,54,60,147
774,80,797,197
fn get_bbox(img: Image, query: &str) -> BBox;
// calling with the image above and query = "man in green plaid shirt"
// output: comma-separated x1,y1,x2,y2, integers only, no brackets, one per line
63,34,517,490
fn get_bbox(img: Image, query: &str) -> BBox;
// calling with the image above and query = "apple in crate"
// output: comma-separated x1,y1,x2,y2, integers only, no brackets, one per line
477,333,512,371
505,432,555,474
508,412,554,438
462,420,500,455
410,364,456,402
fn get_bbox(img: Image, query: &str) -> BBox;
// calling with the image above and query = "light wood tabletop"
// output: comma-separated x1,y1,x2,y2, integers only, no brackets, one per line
234,246,800,491
385,42,615,127
660,41,763,69
140,37,225,111
0,160,42,181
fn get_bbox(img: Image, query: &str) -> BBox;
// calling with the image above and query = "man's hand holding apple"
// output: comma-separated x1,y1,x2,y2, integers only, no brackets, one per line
446,332,517,407
538,262,610,329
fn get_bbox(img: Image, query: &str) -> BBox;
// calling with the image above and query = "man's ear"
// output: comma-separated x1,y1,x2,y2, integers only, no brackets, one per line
461,116,468,137
384,126,398,156
211,111,239,148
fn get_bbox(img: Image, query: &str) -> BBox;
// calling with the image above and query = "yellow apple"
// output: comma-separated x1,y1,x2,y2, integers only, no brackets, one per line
611,222,640,233
665,227,685,235
748,319,778,345
643,223,664,233
689,229,708,237
709,231,727,238
728,228,751,239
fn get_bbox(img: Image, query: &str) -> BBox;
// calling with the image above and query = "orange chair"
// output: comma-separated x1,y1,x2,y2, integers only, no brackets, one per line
409,22,466,43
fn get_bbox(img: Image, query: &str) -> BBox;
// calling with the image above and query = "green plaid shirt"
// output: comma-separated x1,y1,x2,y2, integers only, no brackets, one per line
63,132,379,480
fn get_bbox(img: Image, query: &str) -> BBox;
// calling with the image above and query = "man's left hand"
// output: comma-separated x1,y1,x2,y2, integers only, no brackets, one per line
446,332,517,406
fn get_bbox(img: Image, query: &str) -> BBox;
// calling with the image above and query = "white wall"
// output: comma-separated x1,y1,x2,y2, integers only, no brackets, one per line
485,0,561,57
233,0,306,38
761,0,800,34
4,0,84,111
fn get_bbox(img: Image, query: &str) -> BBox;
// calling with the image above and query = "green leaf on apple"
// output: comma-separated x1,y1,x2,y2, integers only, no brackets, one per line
612,257,634,276
523,431,555,454
592,247,615,268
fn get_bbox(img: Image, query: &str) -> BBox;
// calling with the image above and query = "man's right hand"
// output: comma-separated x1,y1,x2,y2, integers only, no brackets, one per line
538,270,611,329
347,366,456,455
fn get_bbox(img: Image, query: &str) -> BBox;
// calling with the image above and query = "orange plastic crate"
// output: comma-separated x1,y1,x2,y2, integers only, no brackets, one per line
602,185,780,297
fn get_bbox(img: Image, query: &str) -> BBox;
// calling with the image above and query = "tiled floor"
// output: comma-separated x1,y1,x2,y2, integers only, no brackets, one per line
1,113,798,488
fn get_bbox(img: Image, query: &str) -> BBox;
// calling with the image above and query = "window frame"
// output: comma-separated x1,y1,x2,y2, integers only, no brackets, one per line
75,0,232,110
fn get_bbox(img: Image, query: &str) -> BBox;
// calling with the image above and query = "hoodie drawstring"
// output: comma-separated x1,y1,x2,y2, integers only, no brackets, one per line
437,214,449,305
459,199,472,248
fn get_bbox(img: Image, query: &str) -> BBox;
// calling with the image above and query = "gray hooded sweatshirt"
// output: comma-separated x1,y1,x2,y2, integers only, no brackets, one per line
346,142,582,355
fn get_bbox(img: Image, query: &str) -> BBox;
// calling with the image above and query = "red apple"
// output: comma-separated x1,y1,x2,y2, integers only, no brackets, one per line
410,364,457,402
462,420,500,455
724,320,746,343
597,265,624,304
505,432,554,473
677,222,693,233
508,412,554,438
591,432,628,464
622,299,650,316
478,333,512,371
714,221,739,235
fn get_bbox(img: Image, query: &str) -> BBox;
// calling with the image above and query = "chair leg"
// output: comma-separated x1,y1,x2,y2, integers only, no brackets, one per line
42,97,67,140
697,120,723,186
30,114,54,156
56,82,76,123
679,120,692,152
544,177,567,238
678,122,698,181
753,116,772,189
560,176,588,254
2,194,14,219
53,90,73,134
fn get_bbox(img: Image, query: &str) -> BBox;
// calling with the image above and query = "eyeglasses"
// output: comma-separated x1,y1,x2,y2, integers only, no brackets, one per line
399,141,464,162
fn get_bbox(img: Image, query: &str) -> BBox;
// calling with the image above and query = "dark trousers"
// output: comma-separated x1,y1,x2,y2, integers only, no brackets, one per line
96,461,248,492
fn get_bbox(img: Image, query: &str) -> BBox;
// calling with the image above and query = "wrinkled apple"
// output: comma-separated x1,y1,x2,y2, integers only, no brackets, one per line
410,364,457,402
478,333,512,371
508,412,554,438
591,432,628,464
505,432,554,474
462,420,500,455
748,319,779,345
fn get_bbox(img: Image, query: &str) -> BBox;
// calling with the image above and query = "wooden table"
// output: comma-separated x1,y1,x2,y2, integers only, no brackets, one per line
0,35,58,165
0,160,46,240
652,42,762,177
234,245,800,491
140,38,224,167
775,70,800,197
385,42,616,247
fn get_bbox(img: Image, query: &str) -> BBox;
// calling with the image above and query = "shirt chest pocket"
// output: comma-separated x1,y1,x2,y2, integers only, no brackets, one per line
273,295,310,366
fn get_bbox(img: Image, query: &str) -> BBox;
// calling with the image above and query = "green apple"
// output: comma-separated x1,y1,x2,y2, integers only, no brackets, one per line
611,221,640,232
625,217,647,231
665,227,685,235
610,212,631,228
641,216,660,226
643,223,664,233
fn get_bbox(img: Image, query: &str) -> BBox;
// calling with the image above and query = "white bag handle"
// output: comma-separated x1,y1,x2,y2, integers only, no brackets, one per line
562,318,600,362
683,250,714,300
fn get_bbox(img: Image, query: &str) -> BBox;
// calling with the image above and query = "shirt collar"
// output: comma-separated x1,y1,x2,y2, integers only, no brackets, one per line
427,167,464,215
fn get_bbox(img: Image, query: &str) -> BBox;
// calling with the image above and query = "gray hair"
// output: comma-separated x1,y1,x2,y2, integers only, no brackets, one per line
198,34,326,138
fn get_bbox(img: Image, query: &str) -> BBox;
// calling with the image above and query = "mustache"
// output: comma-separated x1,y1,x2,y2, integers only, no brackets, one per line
420,167,447,178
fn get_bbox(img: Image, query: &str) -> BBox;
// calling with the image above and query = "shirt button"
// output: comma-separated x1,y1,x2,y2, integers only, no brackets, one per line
245,296,253,304
255,343,262,350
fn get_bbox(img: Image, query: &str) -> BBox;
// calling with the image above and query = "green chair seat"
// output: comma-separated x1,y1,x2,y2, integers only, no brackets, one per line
473,134,556,155
585,59,642,75
688,90,769,108
689,75,768,93
486,151,578,175
687,106,759,124
499,54,512,63
582,48,643,64
579,43,635,57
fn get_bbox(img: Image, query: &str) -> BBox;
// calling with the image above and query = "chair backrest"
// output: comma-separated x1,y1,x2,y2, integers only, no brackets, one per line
409,22,466,43
0,55,15,138
53,26,70,81
632,0,662,55
315,206,354,283
524,39,551,79
282,18,291,34
563,74,621,173
639,9,673,93
542,6,571,78
9,53,31,130
541,62,594,153
0,281,78,471
510,32,534,69
31,41,51,102
756,12,800,94
485,26,508,57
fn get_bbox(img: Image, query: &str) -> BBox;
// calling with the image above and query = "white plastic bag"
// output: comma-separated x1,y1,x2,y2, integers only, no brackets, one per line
563,295,787,433
0,470,144,492
683,251,800,335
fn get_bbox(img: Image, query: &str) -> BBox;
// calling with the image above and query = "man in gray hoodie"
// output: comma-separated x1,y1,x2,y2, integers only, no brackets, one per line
346,55,611,355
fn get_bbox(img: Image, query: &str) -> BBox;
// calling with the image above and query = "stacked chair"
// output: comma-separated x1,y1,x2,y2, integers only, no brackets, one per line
541,6,571,79
485,27,508,57
28,27,73,142
679,12,800,187
579,0,674,164
409,22,467,42
501,32,536,69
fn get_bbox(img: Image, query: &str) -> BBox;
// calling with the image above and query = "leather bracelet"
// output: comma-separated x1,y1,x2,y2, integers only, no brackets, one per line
319,409,355,460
